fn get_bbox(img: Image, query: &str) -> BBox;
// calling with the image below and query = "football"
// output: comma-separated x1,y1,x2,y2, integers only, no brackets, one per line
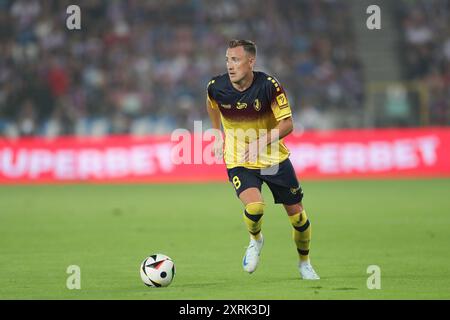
140,254,176,287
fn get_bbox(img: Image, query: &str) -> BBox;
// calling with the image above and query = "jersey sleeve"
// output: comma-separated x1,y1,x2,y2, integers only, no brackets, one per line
265,76,292,121
207,79,219,110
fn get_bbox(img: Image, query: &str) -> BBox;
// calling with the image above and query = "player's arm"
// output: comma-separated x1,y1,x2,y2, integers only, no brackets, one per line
250,113,293,157
206,97,221,131
245,106,293,161
259,115,293,147
263,78,294,146
246,78,294,160
206,95,224,160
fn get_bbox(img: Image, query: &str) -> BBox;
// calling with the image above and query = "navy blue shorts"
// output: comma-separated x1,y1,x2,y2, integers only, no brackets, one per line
227,158,303,205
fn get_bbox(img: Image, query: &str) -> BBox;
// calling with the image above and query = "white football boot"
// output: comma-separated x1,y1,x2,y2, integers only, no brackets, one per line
242,235,264,273
299,261,320,280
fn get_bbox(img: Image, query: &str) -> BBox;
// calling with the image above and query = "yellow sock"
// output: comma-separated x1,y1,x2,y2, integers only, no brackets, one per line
243,202,265,241
288,209,311,263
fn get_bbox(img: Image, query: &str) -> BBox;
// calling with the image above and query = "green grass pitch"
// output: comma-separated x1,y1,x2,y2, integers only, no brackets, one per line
1,179,450,299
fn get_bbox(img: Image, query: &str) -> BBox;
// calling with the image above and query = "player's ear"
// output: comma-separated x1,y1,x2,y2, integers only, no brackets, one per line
248,55,256,68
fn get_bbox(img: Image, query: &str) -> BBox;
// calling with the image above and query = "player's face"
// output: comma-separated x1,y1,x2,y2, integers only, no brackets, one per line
226,46,255,84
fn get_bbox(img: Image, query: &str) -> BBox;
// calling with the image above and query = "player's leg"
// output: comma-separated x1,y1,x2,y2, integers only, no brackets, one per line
227,167,265,273
262,159,319,279
239,187,264,241
284,202,311,263
284,202,319,280
238,187,265,273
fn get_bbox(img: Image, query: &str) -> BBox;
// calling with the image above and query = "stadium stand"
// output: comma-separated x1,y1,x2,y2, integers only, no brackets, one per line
0,0,448,137
0,0,364,136
395,0,450,126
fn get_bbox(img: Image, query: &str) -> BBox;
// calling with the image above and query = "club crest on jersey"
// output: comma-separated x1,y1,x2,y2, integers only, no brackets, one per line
253,99,261,111
236,102,248,110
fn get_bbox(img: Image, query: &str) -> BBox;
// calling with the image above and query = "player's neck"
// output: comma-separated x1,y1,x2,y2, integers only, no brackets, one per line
232,72,254,92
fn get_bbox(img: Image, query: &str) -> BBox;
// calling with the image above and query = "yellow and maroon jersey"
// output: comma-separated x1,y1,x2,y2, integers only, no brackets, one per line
207,71,292,169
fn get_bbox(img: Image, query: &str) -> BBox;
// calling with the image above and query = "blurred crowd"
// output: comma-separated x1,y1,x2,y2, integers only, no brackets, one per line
0,0,363,136
396,0,450,125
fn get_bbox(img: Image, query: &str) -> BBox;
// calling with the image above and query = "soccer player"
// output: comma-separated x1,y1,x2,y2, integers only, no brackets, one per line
206,40,319,280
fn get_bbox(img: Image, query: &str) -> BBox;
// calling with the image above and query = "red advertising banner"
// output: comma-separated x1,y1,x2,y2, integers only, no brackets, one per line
285,128,450,179
0,128,449,184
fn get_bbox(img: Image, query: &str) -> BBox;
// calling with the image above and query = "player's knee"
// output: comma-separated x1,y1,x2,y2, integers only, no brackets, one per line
245,202,265,216
285,203,303,216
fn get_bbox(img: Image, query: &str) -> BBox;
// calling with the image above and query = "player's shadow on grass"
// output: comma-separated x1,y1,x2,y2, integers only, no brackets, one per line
256,277,359,292
307,285,359,290
307,285,358,291
173,282,225,289
259,276,330,282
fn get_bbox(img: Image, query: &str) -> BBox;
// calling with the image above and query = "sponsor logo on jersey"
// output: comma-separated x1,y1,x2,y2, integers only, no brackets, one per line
236,102,248,110
221,104,232,109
